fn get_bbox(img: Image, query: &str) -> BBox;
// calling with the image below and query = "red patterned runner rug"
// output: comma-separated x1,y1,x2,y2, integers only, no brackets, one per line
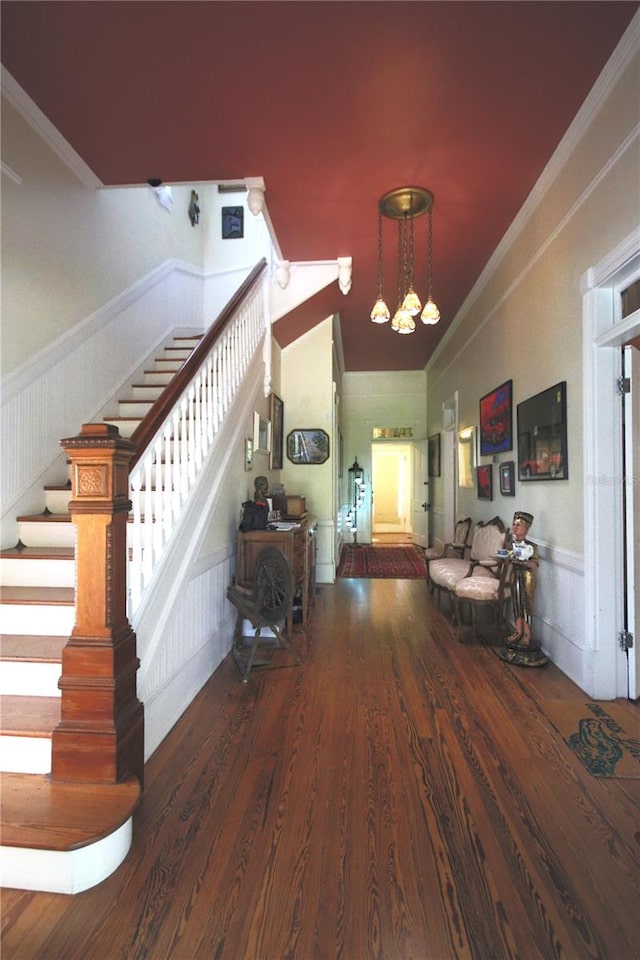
337,544,427,579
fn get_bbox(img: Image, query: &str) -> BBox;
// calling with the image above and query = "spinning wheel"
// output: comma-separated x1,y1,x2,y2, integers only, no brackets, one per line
252,547,294,625
227,547,301,681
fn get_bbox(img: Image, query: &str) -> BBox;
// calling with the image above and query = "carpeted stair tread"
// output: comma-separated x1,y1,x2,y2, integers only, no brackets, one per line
1,695,60,736
1,772,141,851
1,586,75,604
0,634,67,661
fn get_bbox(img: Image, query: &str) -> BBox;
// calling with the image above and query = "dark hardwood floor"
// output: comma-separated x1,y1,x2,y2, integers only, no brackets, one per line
2,578,639,960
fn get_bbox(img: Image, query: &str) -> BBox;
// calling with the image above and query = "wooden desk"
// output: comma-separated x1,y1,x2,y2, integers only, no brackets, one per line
236,516,317,628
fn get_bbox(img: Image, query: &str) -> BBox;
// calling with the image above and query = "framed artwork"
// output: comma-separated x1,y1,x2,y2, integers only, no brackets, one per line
476,464,493,500
222,206,244,239
428,433,441,477
269,393,284,470
479,379,513,456
286,429,330,465
253,411,271,454
458,426,476,488
517,381,568,481
244,437,253,472
499,460,515,496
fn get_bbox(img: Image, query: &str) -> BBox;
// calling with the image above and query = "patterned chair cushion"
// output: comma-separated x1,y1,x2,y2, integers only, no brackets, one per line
429,558,470,590
455,575,501,601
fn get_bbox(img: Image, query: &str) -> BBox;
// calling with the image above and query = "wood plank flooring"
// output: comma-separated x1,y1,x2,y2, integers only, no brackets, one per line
2,578,639,960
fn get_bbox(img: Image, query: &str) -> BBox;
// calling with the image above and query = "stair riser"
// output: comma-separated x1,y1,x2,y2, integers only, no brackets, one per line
160,349,192,360
1,557,75,587
0,605,75,636
153,360,183,372
17,523,75,548
0,735,51,775
0,662,61,697
102,420,142,439
44,490,72,514
0,818,133,894
143,372,174,386
131,385,165,401
118,401,154,418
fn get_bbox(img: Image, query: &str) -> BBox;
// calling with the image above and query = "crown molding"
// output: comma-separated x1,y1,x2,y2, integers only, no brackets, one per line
1,66,103,189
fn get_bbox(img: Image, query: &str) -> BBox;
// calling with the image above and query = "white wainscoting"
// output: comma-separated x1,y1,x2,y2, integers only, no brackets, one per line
531,542,587,692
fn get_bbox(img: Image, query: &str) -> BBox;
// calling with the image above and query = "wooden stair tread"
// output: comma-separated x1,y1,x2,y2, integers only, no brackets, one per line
1,586,74,604
43,483,71,491
1,546,74,560
1,695,60,735
16,513,71,523
0,634,67,661
0,772,141,851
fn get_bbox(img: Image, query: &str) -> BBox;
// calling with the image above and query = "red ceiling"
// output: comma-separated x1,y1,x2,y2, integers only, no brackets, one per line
2,1,637,371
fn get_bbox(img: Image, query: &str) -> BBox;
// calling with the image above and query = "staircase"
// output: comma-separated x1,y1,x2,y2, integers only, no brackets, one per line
0,334,202,894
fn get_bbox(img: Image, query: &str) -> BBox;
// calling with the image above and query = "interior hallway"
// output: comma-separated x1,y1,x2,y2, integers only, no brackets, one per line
2,578,638,960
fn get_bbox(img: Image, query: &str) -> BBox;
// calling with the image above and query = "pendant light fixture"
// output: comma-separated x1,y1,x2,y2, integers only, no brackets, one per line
370,186,440,334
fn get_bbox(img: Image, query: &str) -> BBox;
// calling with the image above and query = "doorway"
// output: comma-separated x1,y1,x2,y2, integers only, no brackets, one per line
583,228,640,699
371,443,412,542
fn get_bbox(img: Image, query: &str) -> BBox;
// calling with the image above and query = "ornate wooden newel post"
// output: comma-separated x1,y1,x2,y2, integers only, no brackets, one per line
52,423,144,785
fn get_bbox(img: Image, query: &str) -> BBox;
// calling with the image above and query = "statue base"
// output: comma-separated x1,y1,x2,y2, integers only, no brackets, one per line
499,643,548,668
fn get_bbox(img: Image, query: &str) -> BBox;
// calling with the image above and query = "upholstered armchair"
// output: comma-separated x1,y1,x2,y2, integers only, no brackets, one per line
454,556,512,643
425,517,472,593
428,516,506,616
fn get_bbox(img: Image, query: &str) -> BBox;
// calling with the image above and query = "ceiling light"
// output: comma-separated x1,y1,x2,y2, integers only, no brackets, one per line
370,186,440,334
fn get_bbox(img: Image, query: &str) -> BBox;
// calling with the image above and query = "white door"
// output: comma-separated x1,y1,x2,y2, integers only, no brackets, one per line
624,345,640,699
411,440,429,548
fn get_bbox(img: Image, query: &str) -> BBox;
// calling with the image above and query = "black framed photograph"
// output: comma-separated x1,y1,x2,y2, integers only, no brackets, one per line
269,393,284,470
499,460,515,496
479,379,513,456
428,433,441,477
476,463,493,500
517,381,568,481
286,429,330,464
222,206,244,239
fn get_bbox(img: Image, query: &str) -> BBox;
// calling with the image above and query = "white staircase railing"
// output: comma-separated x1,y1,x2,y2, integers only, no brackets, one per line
127,260,268,613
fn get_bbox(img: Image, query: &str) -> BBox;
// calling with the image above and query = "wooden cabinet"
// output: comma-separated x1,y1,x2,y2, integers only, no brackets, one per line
236,517,317,628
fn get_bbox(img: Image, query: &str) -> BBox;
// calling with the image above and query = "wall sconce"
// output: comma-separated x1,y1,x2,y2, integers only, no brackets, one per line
346,457,366,543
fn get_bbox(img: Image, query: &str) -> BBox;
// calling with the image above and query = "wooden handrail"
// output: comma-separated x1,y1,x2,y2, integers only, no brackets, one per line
129,258,268,470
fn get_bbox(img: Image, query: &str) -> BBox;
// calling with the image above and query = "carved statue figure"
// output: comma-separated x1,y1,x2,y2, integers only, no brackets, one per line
500,510,548,667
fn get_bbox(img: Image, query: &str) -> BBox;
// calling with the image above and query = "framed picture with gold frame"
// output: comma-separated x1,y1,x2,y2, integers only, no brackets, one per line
458,426,476,488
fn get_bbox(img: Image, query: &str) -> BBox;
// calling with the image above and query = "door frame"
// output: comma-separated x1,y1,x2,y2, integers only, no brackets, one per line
582,227,640,699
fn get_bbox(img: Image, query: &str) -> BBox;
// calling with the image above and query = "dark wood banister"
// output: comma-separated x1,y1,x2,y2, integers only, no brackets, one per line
129,257,268,470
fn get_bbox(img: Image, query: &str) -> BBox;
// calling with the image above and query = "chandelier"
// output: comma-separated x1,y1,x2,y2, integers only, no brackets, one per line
370,186,440,334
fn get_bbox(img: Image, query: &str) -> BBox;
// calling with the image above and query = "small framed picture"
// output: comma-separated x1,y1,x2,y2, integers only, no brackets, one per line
286,429,330,464
253,411,271,454
222,206,244,239
499,460,515,496
269,393,284,470
476,463,493,500
244,437,253,471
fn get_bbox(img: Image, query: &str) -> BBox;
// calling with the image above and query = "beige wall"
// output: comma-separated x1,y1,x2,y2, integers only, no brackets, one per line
281,316,334,520
426,45,640,556
1,99,203,377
